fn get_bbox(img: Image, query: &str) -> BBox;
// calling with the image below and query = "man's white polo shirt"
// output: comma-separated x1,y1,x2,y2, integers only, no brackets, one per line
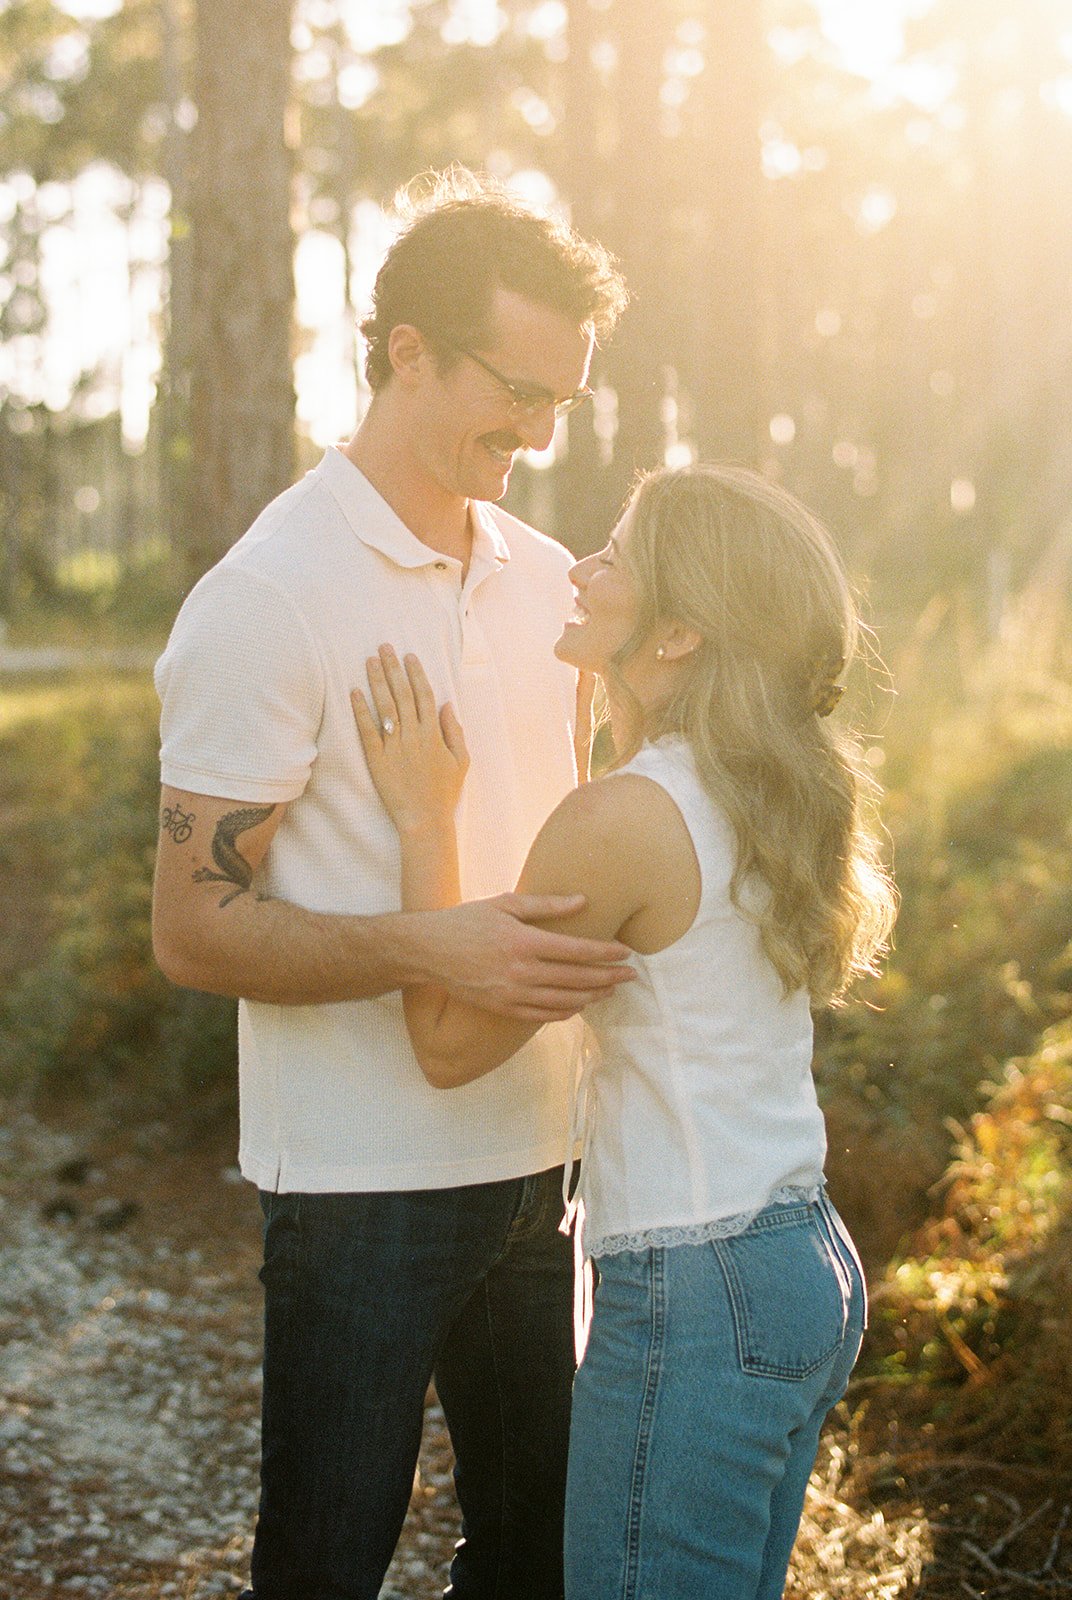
156,447,582,1193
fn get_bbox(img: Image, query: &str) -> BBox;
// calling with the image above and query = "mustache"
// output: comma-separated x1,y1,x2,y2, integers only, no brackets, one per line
482,431,524,452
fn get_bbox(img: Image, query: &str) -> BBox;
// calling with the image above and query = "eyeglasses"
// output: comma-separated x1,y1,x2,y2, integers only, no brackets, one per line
445,342,594,420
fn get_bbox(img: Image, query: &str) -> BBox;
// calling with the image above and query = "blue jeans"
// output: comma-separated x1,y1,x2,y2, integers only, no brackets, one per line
242,1165,574,1600
564,1192,866,1600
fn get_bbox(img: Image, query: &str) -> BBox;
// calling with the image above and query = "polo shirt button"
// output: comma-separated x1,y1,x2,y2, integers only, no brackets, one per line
434,561,448,570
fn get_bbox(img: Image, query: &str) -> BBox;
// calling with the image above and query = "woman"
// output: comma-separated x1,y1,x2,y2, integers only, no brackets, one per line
352,463,897,1600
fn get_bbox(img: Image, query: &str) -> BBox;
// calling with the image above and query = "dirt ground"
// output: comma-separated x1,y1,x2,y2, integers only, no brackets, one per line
2,1102,1070,1600
0,1105,462,1600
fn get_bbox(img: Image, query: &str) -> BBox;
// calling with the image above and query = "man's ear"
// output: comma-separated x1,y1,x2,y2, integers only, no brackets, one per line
386,324,428,388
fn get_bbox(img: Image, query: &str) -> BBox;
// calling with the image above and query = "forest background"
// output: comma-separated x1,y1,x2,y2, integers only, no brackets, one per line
2,0,1072,1596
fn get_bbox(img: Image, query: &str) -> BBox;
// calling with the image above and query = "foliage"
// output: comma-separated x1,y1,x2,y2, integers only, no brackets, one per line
0,0,178,182
0,672,235,1103
812,616,1072,1266
296,9,555,211
810,649,1072,1466
4,549,183,643
865,1016,1072,1466
821,730,1072,1129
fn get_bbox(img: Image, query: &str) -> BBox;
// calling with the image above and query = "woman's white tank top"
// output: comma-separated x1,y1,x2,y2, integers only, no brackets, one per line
574,736,827,1260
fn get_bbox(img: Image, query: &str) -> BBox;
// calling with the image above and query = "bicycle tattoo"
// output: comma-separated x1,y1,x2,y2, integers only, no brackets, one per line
161,803,195,844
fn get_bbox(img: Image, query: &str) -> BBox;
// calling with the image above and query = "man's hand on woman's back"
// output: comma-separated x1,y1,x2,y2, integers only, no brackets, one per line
419,893,634,1023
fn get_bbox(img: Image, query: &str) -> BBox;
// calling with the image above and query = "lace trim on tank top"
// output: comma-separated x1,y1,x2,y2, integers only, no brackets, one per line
587,1184,822,1260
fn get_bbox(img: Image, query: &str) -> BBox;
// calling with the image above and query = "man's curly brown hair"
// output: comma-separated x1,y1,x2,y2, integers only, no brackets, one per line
360,167,627,391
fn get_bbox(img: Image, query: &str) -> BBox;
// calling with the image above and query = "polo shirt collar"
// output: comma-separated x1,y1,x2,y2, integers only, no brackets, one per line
470,499,511,570
319,446,511,573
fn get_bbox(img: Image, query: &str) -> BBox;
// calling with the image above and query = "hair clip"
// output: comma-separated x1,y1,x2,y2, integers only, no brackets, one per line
811,680,844,717
807,653,845,717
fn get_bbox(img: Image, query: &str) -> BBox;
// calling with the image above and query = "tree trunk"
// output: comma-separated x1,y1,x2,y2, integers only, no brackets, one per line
686,0,764,465
187,0,295,582
555,0,616,552
158,0,193,568
600,0,669,512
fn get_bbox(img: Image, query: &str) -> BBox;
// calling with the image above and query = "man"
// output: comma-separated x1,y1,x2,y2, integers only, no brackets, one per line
152,170,628,1600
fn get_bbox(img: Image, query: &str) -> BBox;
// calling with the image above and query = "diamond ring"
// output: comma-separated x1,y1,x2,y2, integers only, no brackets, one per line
382,717,396,736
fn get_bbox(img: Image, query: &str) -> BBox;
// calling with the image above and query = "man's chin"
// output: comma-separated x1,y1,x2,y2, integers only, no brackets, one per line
467,466,512,503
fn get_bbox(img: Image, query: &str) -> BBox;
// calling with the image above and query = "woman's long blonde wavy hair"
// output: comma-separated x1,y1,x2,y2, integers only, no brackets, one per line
608,464,896,1009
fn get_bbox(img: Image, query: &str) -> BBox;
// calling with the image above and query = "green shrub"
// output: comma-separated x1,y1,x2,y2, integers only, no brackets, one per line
816,711,1072,1265
819,740,1072,1135
0,673,236,1102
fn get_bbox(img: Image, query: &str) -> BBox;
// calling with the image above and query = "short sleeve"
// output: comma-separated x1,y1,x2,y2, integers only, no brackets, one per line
155,562,325,802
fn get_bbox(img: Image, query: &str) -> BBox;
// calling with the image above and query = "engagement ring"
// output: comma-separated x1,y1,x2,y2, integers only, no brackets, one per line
382,718,396,736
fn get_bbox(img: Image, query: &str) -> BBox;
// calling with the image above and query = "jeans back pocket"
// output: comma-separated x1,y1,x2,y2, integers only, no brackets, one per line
710,1209,849,1381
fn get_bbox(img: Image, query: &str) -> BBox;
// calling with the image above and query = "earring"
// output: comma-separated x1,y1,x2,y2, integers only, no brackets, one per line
655,646,666,660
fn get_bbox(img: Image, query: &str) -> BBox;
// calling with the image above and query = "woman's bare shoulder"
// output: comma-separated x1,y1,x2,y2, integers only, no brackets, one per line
518,768,699,944
535,766,687,845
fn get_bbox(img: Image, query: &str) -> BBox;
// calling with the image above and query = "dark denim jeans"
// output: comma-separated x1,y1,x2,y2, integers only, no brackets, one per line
240,1164,574,1600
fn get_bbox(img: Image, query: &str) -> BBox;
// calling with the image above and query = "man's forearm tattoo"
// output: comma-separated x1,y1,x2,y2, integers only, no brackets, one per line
192,804,274,907
161,803,195,843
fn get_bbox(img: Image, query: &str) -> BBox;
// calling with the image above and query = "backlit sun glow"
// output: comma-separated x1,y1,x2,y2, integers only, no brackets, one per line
11,0,1072,450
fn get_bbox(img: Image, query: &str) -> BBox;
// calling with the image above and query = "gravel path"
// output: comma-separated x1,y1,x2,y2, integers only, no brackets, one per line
0,1108,459,1600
